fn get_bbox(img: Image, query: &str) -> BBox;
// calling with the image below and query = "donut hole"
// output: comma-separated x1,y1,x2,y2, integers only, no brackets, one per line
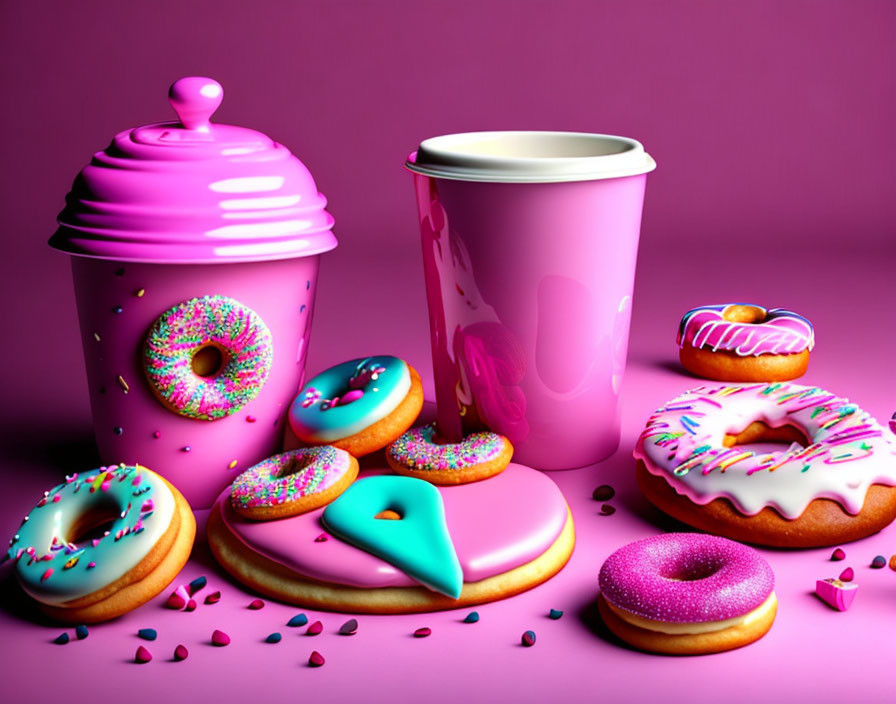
276,455,315,478
724,421,809,453
374,508,403,520
67,501,121,546
191,344,226,378
722,304,766,324
660,556,725,582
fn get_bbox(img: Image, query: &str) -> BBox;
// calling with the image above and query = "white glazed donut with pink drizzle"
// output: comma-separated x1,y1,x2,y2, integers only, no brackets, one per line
635,382,896,547
677,304,814,382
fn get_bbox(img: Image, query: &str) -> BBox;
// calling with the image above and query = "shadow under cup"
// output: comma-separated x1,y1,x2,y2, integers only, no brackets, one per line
407,131,656,469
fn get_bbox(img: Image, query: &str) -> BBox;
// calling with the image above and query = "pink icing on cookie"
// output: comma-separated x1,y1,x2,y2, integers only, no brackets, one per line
230,447,353,510
215,463,567,587
677,304,814,356
599,533,774,623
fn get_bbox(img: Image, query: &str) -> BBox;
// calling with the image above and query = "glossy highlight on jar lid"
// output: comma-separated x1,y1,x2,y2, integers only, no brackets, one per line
50,77,337,263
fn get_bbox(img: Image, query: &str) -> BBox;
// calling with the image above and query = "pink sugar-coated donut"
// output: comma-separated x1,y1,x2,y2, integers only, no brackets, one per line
599,533,773,624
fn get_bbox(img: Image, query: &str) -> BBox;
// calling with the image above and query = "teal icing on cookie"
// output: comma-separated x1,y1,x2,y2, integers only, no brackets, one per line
6,465,176,605
289,356,411,442
321,475,463,598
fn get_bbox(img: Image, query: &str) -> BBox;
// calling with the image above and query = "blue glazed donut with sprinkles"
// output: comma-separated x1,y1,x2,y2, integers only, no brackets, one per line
289,356,424,457
5,464,195,622
635,383,896,547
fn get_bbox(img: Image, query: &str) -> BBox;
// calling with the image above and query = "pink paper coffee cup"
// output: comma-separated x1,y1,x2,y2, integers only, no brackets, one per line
407,131,655,469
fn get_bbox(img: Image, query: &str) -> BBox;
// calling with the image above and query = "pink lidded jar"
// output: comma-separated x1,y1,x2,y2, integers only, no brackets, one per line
50,77,337,508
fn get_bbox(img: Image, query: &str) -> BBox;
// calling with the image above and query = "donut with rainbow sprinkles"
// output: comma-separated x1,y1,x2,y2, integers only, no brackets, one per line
635,382,896,547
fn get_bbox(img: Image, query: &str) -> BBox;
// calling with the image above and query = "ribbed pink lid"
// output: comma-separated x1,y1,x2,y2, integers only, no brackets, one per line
50,77,337,263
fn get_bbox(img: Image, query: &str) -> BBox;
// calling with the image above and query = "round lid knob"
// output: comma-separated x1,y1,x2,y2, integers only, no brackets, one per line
168,77,223,132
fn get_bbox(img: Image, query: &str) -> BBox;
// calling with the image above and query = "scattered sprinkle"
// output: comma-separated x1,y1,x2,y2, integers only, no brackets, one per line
592,485,615,502
599,504,616,516
463,612,479,624
87,561,96,569
308,651,325,667
338,619,358,635
137,628,157,641
228,460,238,469
871,555,886,569
414,627,432,638
205,591,221,605
75,625,89,640
265,633,282,643
54,633,70,645
211,630,230,646
113,306,123,314
93,332,101,342
521,630,536,647
248,599,265,610
890,555,896,572
839,567,855,582
287,613,308,627
135,646,153,663
831,548,846,561
246,416,257,423
815,578,858,611
153,431,161,439
166,592,187,610
549,609,563,620
182,446,191,453
41,568,53,581
174,644,189,661
188,576,207,595
115,268,125,277
306,621,323,636
118,375,130,393
113,427,123,436
136,288,145,298
314,533,328,543
185,599,197,612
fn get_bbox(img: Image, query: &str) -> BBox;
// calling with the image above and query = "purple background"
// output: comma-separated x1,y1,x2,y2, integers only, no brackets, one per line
1,2,895,702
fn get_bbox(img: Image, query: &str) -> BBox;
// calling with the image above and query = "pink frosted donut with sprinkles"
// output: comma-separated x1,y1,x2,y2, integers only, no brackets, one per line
143,295,273,420
230,447,359,520
386,423,513,485
635,383,896,547
677,303,814,382
598,533,776,655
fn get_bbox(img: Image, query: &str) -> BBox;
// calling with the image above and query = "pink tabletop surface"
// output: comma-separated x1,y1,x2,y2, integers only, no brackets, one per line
2,1,895,702
1,247,895,704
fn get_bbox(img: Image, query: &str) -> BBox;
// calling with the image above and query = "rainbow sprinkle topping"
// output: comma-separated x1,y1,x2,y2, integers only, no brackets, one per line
230,447,353,510
387,424,508,472
143,295,273,420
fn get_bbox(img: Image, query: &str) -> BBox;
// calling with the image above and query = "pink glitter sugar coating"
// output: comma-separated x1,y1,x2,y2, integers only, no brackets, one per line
143,295,273,421
387,423,508,472
230,447,353,510
598,533,774,623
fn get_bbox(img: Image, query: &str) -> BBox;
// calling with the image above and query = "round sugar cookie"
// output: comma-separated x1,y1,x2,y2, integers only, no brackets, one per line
207,464,574,613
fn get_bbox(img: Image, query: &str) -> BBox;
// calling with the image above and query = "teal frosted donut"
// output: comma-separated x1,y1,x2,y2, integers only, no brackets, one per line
143,295,273,420
289,356,413,442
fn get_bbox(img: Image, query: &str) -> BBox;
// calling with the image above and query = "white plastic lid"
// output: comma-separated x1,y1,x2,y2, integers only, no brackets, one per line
406,131,656,183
